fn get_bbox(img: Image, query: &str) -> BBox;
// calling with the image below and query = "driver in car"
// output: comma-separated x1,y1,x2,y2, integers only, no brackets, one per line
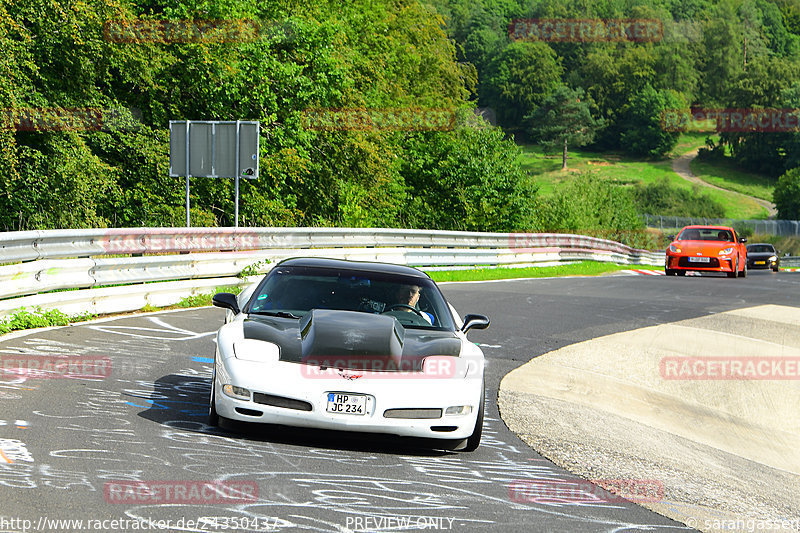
394,284,434,324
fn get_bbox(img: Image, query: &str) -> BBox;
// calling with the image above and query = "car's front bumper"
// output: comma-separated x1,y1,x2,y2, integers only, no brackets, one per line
666,254,737,272
213,357,483,441
747,259,778,269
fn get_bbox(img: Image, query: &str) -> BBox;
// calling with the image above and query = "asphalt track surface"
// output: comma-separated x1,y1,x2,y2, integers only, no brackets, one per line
0,269,797,533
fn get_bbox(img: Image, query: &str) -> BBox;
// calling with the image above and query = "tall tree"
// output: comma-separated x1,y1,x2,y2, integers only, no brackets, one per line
482,41,563,132
620,85,684,158
526,86,602,170
774,167,800,219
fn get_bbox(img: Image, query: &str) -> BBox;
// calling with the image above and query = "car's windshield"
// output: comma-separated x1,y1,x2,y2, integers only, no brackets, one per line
747,245,775,253
247,265,455,330
678,228,734,242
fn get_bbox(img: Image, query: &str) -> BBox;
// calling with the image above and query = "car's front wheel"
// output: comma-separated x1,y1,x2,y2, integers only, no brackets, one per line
209,368,220,427
727,258,738,278
462,388,485,452
665,269,676,276
739,259,747,278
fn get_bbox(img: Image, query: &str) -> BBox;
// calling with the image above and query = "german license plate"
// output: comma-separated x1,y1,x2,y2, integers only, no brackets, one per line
755,261,766,265
327,393,366,415
688,257,710,263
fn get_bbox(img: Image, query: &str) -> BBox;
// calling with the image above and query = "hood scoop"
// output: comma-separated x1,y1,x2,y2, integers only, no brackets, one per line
300,309,405,370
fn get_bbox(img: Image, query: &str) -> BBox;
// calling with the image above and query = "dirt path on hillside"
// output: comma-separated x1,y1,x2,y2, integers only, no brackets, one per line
672,148,777,217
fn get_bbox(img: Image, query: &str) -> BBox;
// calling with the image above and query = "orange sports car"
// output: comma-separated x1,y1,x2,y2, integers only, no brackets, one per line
665,225,748,277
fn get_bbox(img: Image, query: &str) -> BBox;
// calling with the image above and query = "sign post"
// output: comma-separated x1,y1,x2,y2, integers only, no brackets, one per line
169,120,259,227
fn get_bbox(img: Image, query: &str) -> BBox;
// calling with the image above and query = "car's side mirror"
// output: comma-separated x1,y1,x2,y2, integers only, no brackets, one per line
666,235,675,241
212,292,240,314
462,314,490,333
739,237,747,243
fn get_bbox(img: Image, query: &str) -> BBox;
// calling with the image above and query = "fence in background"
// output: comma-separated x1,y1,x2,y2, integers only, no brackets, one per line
642,214,800,236
0,227,666,318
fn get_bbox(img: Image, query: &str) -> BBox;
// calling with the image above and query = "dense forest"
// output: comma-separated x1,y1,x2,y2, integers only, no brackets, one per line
1,0,799,233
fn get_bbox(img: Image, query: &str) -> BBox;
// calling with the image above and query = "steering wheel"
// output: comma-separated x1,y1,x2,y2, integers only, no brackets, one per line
385,304,425,317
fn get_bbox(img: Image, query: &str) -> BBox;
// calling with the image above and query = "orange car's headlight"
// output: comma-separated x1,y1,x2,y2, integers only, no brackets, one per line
719,247,735,255
669,244,681,253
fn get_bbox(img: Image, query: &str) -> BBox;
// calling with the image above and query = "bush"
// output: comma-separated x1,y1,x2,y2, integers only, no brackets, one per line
533,174,648,247
400,125,536,232
0,307,80,335
632,178,726,218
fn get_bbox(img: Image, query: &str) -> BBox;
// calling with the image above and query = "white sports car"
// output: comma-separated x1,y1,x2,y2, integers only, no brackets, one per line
209,257,490,451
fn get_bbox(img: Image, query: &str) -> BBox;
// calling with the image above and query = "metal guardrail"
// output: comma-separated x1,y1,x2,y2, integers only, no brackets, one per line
782,256,800,268
0,227,665,318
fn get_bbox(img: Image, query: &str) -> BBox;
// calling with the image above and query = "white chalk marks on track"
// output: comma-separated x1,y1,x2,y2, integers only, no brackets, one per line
0,313,689,532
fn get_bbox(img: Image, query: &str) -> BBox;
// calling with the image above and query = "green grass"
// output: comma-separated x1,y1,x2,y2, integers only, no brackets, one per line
0,307,98,335
690,158,775,203
175,285,243,308
518,134,769,220
425,261,661,282
666,132,716,158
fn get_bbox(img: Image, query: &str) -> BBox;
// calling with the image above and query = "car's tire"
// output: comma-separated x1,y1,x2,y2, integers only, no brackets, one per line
676,270,686,276
665,269,676,276
739,260,747,278
208,368,220,427
773,267,779,273
727,259,737,278
461,388,485,452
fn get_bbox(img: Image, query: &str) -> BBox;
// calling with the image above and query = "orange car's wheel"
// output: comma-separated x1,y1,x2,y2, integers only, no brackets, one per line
728,258,738,278
739,260,747,278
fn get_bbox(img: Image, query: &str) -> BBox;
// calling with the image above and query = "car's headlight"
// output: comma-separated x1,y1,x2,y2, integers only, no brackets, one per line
769,255,777,262
233,340,280,362
669,244,681,253
222,384,251,400
719,247,734,255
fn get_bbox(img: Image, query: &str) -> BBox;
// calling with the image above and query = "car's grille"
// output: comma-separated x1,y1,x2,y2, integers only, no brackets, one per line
678,257,720,268
253,393,313,411
384,408,442,419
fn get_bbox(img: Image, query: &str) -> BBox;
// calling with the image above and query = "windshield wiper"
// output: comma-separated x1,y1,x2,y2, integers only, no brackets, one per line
249,310,302,319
